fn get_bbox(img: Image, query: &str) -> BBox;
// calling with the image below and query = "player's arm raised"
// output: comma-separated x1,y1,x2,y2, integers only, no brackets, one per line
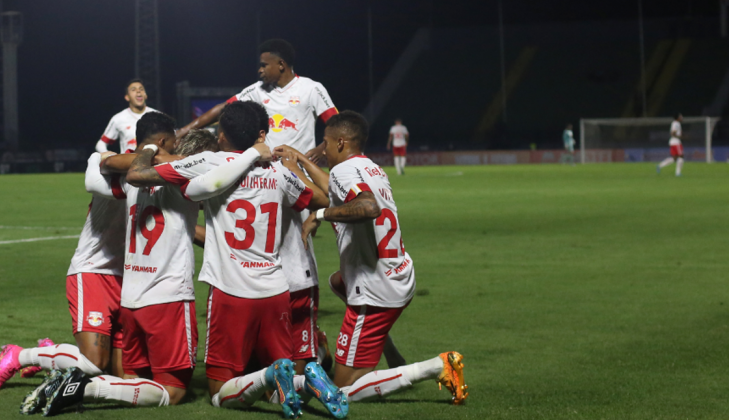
126,147,168,187
176,102,227,140
183,144,272,201
277,148,329,210
273,145,330,193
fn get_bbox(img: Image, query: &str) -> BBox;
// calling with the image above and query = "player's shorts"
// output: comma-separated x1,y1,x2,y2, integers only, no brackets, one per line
290,286,319,361
335,302,409,368
204,286,292,382
670,144,684,157
120,300,197,388
392,146,407,157
66,273,124,348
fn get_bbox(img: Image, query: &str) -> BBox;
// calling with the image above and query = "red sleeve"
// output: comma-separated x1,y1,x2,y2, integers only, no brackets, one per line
154,164,190,185
110,174,127,200
226,95,238,104
101,135,116,144
291,187,314,212
179,180,193,201
344,182,372,204
318,107,338,123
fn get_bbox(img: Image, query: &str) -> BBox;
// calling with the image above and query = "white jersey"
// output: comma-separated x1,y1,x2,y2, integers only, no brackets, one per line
68,154,127,277
670,120,682,146
228,76,337,154
100,107,157,154
328,156,415,308
155,151,315,299
279,208,318,292
389,125,409,148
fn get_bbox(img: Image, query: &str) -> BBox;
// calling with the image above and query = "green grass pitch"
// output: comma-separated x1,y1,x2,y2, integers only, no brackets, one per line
1,162,729,419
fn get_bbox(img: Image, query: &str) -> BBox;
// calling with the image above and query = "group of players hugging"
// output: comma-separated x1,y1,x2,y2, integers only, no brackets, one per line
0,39,468,418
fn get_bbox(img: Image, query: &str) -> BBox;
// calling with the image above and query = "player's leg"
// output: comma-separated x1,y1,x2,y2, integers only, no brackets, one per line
204,286,258,398
329,270,406,369
658,157,674,169
401,150,407,174
675,144,684,176
290,287,319,375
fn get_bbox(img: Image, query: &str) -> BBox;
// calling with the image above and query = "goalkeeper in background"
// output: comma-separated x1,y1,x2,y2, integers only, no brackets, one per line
561,123,576,165
657,113,684,176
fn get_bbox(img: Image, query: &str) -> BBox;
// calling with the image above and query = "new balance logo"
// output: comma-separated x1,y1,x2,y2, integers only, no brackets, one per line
63,382,80,396
336,349,345,357
298,345,309,353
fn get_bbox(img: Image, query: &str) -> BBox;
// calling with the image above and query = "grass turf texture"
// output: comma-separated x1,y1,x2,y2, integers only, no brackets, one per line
0,163,728,419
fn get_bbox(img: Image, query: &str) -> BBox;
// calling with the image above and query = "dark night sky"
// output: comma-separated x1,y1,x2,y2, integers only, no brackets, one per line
4,0,720,151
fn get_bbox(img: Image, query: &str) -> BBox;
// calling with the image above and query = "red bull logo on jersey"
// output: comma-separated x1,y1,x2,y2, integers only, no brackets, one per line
269,114,298,133
87,311,103,327
288,96,300,107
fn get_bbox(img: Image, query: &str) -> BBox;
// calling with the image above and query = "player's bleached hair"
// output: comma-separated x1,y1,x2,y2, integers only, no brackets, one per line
174,129,219,156
136,112,175,145
259,39,295,67
326,110,369,151
219,101,268,150
125,78,144,94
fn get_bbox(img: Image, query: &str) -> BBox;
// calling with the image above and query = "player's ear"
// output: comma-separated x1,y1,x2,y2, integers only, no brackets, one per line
337,137,345,152
124,93,130,103
256,130,266,144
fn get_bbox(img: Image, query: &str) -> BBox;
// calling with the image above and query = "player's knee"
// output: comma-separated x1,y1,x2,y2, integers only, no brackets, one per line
165,386,187,405
208,378,224,398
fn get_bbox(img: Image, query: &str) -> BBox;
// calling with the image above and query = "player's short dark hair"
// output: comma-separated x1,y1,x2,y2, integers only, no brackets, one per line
125,78,144,94
219,101,268,149
326,111,369,151
136,112,175,145
175,129,219,156
259,39,295,67
674,112,682,120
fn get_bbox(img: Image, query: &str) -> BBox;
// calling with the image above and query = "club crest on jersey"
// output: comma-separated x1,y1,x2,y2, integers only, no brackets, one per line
288,96,300,107
87,312,103,327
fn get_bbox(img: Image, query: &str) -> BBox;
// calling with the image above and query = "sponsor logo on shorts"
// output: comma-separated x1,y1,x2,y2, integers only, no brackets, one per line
87,311,104,327
336,349,345,357
298,345,309,354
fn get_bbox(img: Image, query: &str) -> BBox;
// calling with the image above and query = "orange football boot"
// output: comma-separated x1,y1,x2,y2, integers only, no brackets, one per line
436,351,469,405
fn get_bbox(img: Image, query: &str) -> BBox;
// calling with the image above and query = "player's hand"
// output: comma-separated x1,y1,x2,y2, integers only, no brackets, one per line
386,144,391,151
175,127,189,141
252,143,273,162
301,212,321,250
305,143,326,165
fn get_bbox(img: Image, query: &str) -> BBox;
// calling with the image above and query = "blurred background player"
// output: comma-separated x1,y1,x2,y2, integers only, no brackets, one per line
176,38,339,374
657,113,684,176
95,79,157,154
561,123,575,165
296,111,468,405
387,118,409,175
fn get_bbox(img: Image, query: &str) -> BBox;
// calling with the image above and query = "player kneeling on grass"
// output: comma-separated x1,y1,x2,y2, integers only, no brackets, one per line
114,101,347,418
17,114,217,417
279,111,468,405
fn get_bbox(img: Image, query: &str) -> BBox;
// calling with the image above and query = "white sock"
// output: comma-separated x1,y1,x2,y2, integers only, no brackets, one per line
268,375,310,405
401,156,407,171
394,157,401,175
676,157,684,175
18,344,102,376
658,157,674,168
344,356,443,402
213,368,269,409
83,376,169,406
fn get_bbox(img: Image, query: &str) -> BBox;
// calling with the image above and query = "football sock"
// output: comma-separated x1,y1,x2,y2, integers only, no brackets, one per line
18,344,102,376
394,157,402,175
401,157,407,172
342,356,443,402
676,157,684,175
212,368,268,409
83,376,170,406
658,157,674,168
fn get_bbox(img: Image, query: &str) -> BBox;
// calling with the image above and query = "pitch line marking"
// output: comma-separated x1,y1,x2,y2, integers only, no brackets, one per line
0,235,80,245
0,226,82,231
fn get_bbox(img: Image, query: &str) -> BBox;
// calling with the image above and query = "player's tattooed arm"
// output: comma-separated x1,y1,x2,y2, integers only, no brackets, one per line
101,154,137,174
126,148,167,187
324,192,381,222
